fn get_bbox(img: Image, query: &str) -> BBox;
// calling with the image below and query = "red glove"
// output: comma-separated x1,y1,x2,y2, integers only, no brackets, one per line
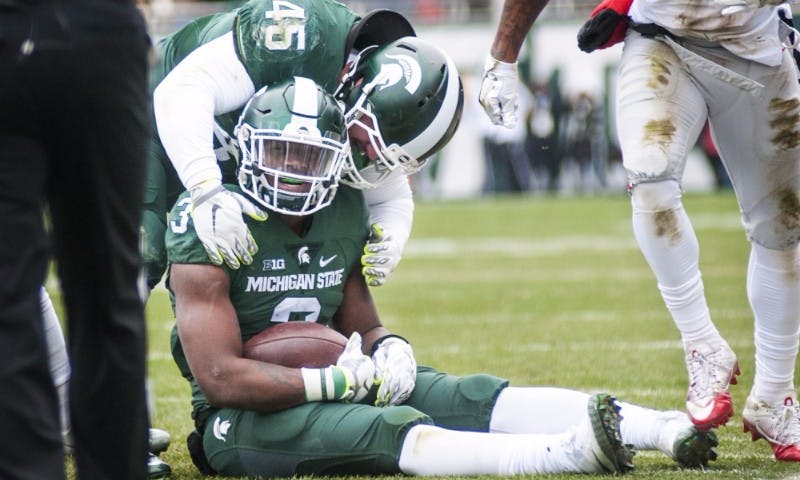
577,0,633,53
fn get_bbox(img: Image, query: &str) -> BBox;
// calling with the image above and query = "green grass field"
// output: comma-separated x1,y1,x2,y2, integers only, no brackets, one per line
60,191,800,479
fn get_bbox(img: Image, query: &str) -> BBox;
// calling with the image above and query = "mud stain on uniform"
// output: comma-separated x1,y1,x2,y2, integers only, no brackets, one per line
777,188,800,232
769,98,800,151
777,189,800,282
643,119,676,151
645,43,674,90
654,209,681,245
647,57,671,90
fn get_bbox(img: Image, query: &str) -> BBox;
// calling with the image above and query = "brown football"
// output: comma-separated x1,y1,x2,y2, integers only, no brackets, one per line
242,321,347,368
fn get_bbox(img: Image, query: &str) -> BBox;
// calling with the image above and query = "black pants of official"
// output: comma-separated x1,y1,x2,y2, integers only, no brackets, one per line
0,1,151,478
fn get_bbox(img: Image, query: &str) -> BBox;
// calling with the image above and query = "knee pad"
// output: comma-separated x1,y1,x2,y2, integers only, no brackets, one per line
630,180,683,213
745,188,800,250
409,367,508,431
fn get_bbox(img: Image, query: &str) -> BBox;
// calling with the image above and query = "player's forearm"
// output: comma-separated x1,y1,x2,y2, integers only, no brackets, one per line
153,80,221,189
490,0,552,62
153,32,254,190
199,358,309,412
364,171,414,248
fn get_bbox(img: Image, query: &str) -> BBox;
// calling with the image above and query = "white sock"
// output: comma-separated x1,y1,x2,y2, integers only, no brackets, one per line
40,287,73,453
630,182,722,346
748,243,800,403
489,386,686,457
489,387,586,434
616,401,692,457
398,423,602,475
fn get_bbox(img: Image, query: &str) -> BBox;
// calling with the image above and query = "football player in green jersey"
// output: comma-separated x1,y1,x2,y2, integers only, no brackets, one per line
165,77,719,477
145,0,461,293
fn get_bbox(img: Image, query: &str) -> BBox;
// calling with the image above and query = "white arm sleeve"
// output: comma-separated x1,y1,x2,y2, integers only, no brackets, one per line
153,32,256,190
363,171,414,248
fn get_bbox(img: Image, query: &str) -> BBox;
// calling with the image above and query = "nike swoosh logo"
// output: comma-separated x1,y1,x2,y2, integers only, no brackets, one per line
211,204,221,233
319,254,337,268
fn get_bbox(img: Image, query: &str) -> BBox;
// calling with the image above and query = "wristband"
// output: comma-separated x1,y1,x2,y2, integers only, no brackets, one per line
484,56,518,74
301,366,348,402
189,178,223,205
370,334,410,357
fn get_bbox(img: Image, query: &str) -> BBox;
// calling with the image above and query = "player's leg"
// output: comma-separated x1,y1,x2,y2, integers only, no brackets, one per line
40,287,73,454
141,139,171,293
616,32,738,430
489,386,717,467
401,367,633,473
198,403,429,476
46,3,151,477
198,395,631,477
708,46,800,461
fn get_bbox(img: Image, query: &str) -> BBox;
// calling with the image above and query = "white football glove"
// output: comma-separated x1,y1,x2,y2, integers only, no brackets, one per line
301,333,375,403
714,0,782,15
372,336,417,407
479,56,519,129
362,223,402,287
189,179,268,269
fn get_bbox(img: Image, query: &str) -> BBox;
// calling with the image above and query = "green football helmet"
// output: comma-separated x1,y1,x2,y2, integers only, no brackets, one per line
337,36,464,189
236,76,349,215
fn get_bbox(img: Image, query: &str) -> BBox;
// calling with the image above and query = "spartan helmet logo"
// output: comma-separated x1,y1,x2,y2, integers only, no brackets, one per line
369,53,421,94
297,246,311,264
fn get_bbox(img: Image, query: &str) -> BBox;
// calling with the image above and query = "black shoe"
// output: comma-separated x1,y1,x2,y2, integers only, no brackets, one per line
148,453,171,479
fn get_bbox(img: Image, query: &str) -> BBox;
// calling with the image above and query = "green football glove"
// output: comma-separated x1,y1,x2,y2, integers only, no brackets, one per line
362,223,403,287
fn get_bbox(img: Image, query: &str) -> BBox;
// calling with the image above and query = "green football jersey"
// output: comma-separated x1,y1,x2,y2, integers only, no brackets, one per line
149,0,360,188
152,0,358,92
166,185,369,416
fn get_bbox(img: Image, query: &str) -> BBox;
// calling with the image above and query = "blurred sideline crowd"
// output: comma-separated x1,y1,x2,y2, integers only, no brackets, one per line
474,70,731,196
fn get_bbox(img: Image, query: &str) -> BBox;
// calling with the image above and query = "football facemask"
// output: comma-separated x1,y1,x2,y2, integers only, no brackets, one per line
236,77,349,215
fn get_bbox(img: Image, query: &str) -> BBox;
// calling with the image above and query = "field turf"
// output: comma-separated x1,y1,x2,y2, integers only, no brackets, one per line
59,191,799,479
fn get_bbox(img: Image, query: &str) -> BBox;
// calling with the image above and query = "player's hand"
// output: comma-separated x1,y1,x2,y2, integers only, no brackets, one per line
713,0,782,15
189,179,268,269
301,333,374,403
577,0,632,53
334,333,375,402
372,336,416,407
479,56,519,129
362,223,402,287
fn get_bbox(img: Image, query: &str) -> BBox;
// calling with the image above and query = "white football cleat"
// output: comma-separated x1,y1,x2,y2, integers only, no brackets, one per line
743,393,800,462
684,341,739,430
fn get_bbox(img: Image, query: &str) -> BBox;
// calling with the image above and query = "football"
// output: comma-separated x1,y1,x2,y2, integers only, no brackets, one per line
242,321,347,368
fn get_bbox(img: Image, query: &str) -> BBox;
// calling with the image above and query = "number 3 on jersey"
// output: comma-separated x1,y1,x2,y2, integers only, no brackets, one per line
263,1,306,50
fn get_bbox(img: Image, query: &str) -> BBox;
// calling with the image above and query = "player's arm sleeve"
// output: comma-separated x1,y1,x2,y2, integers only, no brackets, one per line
362,170,414,250
153,32,256,191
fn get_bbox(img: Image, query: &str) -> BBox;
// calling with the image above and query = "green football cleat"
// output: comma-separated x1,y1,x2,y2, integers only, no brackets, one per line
673,426,718,468
588,393,636,474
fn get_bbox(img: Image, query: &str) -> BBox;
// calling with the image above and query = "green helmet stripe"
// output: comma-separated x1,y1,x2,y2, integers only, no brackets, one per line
402,48,461,159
